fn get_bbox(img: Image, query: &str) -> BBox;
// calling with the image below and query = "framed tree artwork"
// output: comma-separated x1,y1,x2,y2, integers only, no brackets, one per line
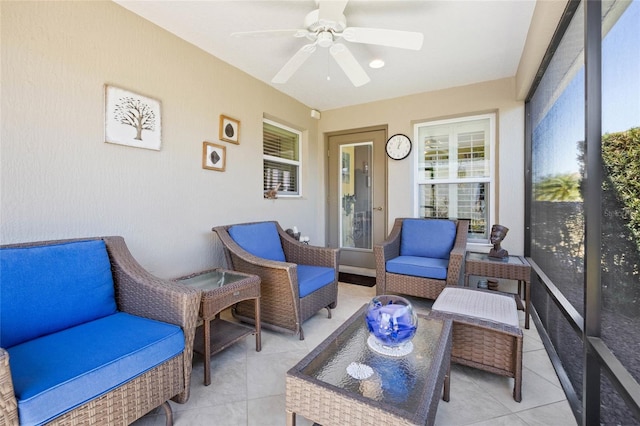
219,115,240,144
104,85,162,150
202,141,226,172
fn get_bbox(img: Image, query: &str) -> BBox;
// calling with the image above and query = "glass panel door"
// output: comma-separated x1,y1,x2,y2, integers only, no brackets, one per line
340,143,373,250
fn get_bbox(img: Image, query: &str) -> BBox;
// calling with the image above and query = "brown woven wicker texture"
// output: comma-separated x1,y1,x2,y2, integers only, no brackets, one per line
0,236,201,426
285,306,453,426
465,257,531,282
175,268,261,386
287,375,422,426
430,295,523,402
375,218,469,300
0,350,18,426
177,269,261,319
213,221,339,340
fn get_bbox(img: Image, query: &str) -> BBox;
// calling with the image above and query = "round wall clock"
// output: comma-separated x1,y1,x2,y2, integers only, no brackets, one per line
385,134,412,160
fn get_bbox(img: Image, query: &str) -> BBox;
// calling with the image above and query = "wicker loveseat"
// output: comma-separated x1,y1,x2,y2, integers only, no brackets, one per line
375,218,469,301
0,237,200,426
213,221,339,340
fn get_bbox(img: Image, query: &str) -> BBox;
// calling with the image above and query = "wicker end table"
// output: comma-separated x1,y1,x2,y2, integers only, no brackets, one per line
286,304,453,426
464,252,532,329
175,268,261,386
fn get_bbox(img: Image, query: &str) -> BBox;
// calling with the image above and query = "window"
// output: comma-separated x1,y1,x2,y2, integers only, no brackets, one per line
414,114,495,241
263,119,301,197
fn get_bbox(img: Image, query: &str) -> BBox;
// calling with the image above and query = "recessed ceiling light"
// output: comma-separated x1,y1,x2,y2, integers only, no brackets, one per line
369,59,385,69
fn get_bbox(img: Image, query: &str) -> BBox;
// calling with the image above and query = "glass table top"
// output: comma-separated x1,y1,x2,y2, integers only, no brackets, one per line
293,305,449,414
466,251,526,265
177,269,246,290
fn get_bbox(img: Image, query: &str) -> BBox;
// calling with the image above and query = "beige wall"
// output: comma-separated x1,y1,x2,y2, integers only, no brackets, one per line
319,78,526,256
0,1,322,278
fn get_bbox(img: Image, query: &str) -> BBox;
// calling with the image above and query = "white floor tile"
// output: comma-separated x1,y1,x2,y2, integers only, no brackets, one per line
133,282,571,426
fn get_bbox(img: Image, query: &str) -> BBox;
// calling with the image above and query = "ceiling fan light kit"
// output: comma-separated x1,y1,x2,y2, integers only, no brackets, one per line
317,31,334,48
232,0,424,87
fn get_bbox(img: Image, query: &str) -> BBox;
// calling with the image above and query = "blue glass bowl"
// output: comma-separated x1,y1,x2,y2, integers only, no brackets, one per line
365,295,418,352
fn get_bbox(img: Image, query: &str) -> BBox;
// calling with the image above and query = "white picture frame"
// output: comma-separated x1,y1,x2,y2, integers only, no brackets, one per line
105,85,162,151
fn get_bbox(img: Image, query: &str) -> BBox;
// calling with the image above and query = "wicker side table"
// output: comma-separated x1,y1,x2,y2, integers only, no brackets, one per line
464,252,532,329
175,268,261,385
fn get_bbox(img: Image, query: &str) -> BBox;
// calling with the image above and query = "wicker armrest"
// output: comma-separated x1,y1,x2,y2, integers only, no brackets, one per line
104,236,201,331
0,348,18,426
446,220,469,286
231,255,300,297
373,219,404,295
280,231,339,269
378,218,403,261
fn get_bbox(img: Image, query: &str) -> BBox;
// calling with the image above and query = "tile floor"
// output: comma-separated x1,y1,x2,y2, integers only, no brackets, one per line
134,282,576,426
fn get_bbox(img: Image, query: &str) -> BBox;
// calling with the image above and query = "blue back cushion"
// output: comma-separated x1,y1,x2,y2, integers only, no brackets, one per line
400,219,457,260
228,222,286,262
0,240,117,348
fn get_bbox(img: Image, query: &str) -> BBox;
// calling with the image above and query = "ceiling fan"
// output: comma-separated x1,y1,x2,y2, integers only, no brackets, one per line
231,0,424,87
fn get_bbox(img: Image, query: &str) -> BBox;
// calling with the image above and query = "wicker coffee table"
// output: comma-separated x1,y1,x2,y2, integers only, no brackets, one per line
176,268,261,386
286,305,453,426
464,252,531,329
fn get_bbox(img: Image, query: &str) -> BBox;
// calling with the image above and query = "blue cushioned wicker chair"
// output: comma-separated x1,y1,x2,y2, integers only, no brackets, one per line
213,221,339,340
375,218,469,301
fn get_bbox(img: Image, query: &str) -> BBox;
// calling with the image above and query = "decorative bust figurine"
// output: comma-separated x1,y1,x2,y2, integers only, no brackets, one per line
488,224,509,259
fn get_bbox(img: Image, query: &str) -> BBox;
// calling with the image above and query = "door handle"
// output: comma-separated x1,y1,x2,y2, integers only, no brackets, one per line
373,206,383,211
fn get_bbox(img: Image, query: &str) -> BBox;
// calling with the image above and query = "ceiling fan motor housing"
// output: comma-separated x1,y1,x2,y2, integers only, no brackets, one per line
304,9,347,33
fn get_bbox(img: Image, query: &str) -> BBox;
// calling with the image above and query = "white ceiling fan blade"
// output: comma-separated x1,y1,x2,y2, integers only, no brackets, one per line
231,29,309,39
318,0,349,23
272,43,317,84
341,27,424,50
329,43,370,87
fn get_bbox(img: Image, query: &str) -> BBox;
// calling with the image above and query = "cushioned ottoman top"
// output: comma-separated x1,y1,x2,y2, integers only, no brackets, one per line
432,287,519,328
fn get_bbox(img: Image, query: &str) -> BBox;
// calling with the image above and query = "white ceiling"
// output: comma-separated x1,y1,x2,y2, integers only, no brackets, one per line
114,0,537,111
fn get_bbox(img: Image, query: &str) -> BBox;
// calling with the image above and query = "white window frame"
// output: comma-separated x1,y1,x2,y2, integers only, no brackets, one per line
413,113,496,243
263,118,302,198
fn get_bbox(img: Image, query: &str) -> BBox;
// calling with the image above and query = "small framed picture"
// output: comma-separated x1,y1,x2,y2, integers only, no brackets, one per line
105,85,162,151
202,141,226,172
219,115,240,144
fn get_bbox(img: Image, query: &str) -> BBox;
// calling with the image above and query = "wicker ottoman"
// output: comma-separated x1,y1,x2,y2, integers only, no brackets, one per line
429,287,523,402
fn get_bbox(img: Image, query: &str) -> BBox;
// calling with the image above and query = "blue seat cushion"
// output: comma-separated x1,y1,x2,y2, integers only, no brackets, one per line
228,222,286,262
1,240,117,348
297,265,335,298
8,312,184,426
386,256,449,280
400,219,457,260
